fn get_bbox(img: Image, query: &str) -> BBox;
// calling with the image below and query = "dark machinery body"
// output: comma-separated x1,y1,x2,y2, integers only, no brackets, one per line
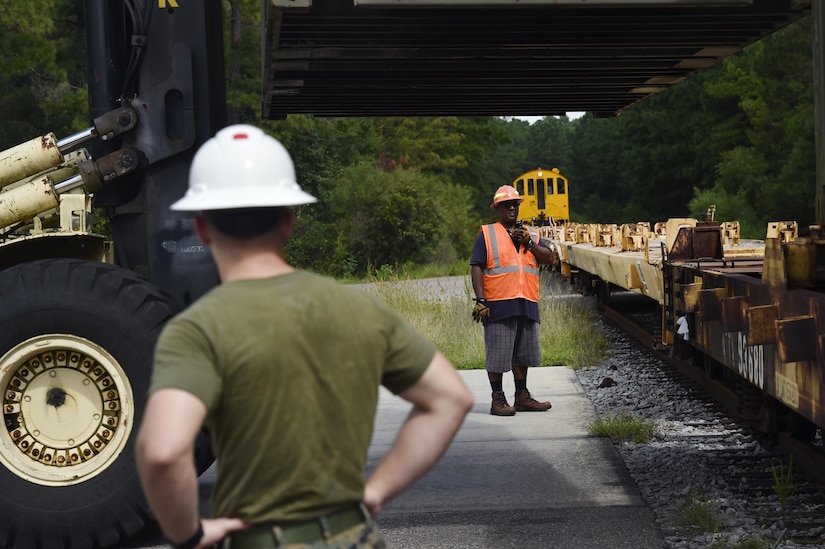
0,1,817,548
0,3,225,548
85,0,226,307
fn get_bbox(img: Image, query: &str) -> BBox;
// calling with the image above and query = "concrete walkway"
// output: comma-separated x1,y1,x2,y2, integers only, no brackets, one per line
369,367,666,549
130,366,664,548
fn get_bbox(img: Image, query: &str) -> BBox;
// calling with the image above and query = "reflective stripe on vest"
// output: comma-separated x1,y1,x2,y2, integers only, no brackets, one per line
481,223,540,302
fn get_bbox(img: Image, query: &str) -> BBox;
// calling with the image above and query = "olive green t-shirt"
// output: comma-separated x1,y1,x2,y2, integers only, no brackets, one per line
149,270,435,523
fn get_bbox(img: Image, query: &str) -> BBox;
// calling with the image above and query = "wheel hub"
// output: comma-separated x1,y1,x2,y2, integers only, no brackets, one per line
0,334,133,486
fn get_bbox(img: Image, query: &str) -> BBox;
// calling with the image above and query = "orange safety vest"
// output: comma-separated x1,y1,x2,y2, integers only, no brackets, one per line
480,223,540,302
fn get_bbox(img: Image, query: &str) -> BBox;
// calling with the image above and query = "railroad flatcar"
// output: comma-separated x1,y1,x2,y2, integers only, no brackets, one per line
511,167,569,226
546,216,825,463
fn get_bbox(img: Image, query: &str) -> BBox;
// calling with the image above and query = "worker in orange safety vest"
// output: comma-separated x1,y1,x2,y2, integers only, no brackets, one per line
470,185,556,416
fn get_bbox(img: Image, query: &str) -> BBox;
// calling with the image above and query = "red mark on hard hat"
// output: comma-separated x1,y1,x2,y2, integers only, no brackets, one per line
232,133,249,140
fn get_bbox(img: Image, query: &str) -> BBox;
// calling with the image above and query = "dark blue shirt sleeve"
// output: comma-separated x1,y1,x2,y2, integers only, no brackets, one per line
470,231,486,266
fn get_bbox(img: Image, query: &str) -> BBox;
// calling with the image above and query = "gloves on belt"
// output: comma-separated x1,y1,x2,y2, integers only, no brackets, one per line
472,298,490,323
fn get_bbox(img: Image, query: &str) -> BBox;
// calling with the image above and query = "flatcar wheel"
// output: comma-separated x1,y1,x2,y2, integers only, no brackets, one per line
703,354,723,379
597,281,611,306
703,354,713,377
0,259,179,549
789,414,819,444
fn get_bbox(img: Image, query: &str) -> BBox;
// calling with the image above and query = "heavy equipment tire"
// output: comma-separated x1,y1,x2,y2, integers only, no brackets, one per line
0,259,205,549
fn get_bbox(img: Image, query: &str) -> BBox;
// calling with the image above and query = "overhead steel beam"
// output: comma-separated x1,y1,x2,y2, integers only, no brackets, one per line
354,0,752,5
262,0,810,119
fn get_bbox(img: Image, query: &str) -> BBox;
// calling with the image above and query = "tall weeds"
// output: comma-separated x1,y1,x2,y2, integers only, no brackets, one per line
368,272,609,370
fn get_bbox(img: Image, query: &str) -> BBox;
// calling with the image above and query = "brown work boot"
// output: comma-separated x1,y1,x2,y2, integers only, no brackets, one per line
514,389,552,412
490,391,516,416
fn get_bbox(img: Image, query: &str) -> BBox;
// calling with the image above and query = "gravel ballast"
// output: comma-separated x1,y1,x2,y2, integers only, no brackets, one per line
575,319,825,549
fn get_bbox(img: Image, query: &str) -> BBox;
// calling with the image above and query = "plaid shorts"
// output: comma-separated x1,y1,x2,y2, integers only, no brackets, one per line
483,316,541,373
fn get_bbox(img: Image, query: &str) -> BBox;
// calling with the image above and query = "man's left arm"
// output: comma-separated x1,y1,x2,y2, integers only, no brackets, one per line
136,388,248,548
363,351,473,516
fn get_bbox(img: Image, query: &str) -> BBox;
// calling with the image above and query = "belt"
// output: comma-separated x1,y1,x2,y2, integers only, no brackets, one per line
223,505,368,549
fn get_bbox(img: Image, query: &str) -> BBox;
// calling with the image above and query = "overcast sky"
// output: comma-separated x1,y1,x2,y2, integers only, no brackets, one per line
515,112,584,123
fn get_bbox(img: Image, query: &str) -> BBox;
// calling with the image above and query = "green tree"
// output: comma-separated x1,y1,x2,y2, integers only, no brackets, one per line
450,117,509,198
294,162,478,277
611,77,707,223
0,0,86,148
476,118,532,209
689,186,760,238
705,17,815,229
527,116,573,176
375,117,468,174
567,115,625,222
224,0,263,125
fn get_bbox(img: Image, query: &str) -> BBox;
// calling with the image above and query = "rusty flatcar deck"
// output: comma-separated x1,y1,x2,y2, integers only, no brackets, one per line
543,220,765,306
546,219,825,437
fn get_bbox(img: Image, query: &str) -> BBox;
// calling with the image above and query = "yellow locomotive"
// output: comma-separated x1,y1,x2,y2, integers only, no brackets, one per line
511,167,569,226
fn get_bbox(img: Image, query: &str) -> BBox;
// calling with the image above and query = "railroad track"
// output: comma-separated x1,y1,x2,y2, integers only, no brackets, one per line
604,294,825,481
585,293,825,547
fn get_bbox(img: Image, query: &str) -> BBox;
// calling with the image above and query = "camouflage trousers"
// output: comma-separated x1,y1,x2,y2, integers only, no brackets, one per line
221,520,386,549
278,521,385,549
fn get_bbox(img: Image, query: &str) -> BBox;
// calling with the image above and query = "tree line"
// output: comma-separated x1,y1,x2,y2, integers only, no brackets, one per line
0,2,815,277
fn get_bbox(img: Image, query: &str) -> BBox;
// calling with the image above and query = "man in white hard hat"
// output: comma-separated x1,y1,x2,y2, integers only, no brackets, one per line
135,124,473,549
470,185,555,416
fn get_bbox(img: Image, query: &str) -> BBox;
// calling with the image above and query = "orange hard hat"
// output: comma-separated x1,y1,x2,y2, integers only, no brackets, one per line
490,185,524,209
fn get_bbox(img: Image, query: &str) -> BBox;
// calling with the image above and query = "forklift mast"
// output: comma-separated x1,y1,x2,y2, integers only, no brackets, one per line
84,0,227,307
0,5,227,547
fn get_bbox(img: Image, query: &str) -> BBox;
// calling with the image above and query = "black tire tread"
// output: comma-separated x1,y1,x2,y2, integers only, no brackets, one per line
0,259,177,549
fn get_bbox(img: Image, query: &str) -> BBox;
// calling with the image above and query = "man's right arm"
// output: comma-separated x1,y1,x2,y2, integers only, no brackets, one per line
471,264,484,300
470,230,486,300
362,351,473,516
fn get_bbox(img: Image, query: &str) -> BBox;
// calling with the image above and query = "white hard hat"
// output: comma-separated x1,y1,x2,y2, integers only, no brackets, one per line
170,124,317,211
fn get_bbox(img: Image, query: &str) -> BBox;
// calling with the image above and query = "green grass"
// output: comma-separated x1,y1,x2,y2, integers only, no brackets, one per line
540,290,611,369
588,411,657,446
771,457,796,515
369,276,483,369
678,489,723,533
366,271,609,370
393,259,473,279
360,259,476,282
